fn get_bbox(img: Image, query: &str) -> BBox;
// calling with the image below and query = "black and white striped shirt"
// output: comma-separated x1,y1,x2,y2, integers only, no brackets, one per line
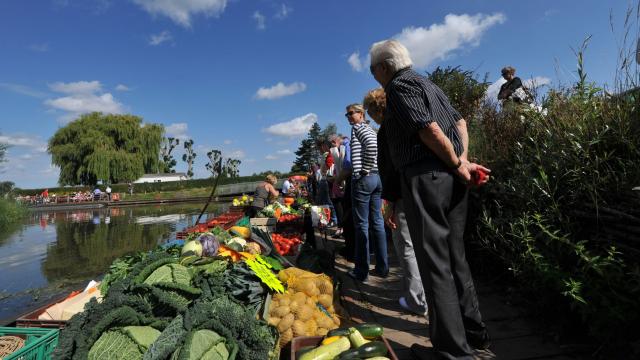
384,68,463,169
350,122,378,176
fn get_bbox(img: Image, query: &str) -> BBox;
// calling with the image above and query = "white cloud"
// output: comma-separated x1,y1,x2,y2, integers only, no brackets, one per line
132,0,227,27
115,84,130,91
263,113,316,137
149,30,173,46
276,149,291,155
45,80,124,123
223,139,232,145
20,154,33,160
49,80,102,94
253,11,266,30
227,150,245,159
348,52,367,72
484,77,506,102
28,43,49,52
350,13,505,71
524,76,551,88
265,154,278,160
255,81,306,100
164,122,189,140
0,134,46,149
0,83,49,98
274,4,292,19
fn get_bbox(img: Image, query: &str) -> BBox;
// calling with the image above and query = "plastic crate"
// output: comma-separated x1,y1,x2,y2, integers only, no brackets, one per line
289,335,398,360
0,327,59,360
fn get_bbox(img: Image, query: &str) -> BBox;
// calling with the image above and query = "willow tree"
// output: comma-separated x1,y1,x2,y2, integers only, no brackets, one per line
48,112,164,185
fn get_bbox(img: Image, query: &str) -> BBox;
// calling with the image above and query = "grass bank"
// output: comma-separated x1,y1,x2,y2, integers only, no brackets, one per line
0,199,27,231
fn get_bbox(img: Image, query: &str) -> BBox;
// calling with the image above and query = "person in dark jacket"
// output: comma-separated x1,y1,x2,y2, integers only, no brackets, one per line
364,88,428,317
497,66,529,103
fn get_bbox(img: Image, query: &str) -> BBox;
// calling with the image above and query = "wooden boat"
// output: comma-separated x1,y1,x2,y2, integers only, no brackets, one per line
176,206,245,239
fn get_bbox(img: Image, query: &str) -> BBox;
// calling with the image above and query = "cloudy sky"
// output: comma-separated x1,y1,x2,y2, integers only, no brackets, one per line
0,0,633,188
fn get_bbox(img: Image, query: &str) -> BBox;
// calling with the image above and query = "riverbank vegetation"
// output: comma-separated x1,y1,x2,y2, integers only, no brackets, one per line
432,35,639,356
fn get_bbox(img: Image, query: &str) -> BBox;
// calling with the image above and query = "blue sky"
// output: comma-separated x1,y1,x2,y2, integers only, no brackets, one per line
0,0,635,188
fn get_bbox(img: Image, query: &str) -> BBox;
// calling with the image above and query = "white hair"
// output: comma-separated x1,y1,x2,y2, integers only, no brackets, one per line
369,39,413,73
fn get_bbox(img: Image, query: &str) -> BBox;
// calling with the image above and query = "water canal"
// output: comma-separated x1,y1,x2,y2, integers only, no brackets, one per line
0,202,223,324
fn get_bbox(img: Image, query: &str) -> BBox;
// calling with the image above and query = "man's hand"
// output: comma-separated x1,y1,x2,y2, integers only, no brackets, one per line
454,160,491,186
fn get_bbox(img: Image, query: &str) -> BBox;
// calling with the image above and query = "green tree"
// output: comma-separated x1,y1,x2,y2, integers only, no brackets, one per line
427,66,489,121
0,181,15,197
182,139,196,178
205,150,241,178
159,137,180,173
291,122,322,172
48,112,164,185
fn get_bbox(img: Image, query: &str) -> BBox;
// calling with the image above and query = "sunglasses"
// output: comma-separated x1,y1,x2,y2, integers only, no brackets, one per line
345,111,361,117
369,62,380,74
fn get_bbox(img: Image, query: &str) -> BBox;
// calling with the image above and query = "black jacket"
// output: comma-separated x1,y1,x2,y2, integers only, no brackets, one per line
377,124,401,202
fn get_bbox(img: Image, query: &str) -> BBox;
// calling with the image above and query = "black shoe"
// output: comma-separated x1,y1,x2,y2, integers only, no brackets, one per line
372,269,389,278
347,269,367,282
467,328,491,350
410,344,439,360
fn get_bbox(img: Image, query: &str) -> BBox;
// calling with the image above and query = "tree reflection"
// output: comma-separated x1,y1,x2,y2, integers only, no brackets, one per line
42,212,171,281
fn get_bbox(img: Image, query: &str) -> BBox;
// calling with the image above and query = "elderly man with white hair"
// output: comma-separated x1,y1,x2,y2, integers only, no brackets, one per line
369,39,491,360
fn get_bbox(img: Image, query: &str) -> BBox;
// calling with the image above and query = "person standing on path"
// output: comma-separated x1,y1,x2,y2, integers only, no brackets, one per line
345,103,388,282
364,87,428,317
369,39,491,360
106,185,112,201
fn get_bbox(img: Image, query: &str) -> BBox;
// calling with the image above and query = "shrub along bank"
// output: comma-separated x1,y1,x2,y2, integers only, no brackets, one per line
0,198,27,231
464,75,639,354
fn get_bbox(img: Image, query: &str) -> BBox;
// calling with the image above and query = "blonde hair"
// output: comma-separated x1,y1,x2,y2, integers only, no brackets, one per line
363,88,386,112
501,66,516,76
265,174,277,185
363,88,387,125
346,103,365,114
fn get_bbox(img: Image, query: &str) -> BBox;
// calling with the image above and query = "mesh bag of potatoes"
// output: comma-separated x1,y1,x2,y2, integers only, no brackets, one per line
268,267,341,347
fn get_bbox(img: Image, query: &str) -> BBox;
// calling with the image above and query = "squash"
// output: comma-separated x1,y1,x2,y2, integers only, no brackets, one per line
348,328,369,348
298,336,351,360
228,226,251,239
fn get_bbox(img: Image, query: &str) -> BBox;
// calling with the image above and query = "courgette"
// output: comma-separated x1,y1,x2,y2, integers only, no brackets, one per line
328,323,384,340
295,346,316,358
298,336,351,360
337,348,360,360
354,323,384,339
355,341,388,358
326,328,350,337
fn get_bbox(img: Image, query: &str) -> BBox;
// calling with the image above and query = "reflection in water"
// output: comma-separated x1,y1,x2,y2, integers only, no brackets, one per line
0,203,220,324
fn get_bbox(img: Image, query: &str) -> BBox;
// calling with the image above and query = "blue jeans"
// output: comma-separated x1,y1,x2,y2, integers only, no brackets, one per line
351,173,388,279
317,179,338,224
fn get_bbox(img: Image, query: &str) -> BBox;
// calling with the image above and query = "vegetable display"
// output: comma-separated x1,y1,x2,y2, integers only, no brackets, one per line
267,268,340,348
54,244,278,360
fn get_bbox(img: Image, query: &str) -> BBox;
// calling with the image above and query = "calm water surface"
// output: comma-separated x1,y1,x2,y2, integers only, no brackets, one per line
0,202,223,324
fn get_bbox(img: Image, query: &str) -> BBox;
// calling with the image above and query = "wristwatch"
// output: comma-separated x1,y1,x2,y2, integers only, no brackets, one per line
450,158,462,170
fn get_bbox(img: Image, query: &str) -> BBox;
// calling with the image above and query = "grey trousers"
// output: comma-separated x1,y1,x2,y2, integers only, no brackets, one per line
401,161,485,360
392,199,428,315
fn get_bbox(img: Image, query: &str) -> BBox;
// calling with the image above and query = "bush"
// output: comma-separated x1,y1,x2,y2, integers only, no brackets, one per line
0,198,26,231
467,66,640,354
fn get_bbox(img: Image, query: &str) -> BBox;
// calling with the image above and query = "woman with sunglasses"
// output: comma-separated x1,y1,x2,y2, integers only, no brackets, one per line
344,103,388,282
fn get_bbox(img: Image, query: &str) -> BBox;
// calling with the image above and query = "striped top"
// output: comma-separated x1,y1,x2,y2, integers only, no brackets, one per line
384,68,463,169
350,122,378,176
